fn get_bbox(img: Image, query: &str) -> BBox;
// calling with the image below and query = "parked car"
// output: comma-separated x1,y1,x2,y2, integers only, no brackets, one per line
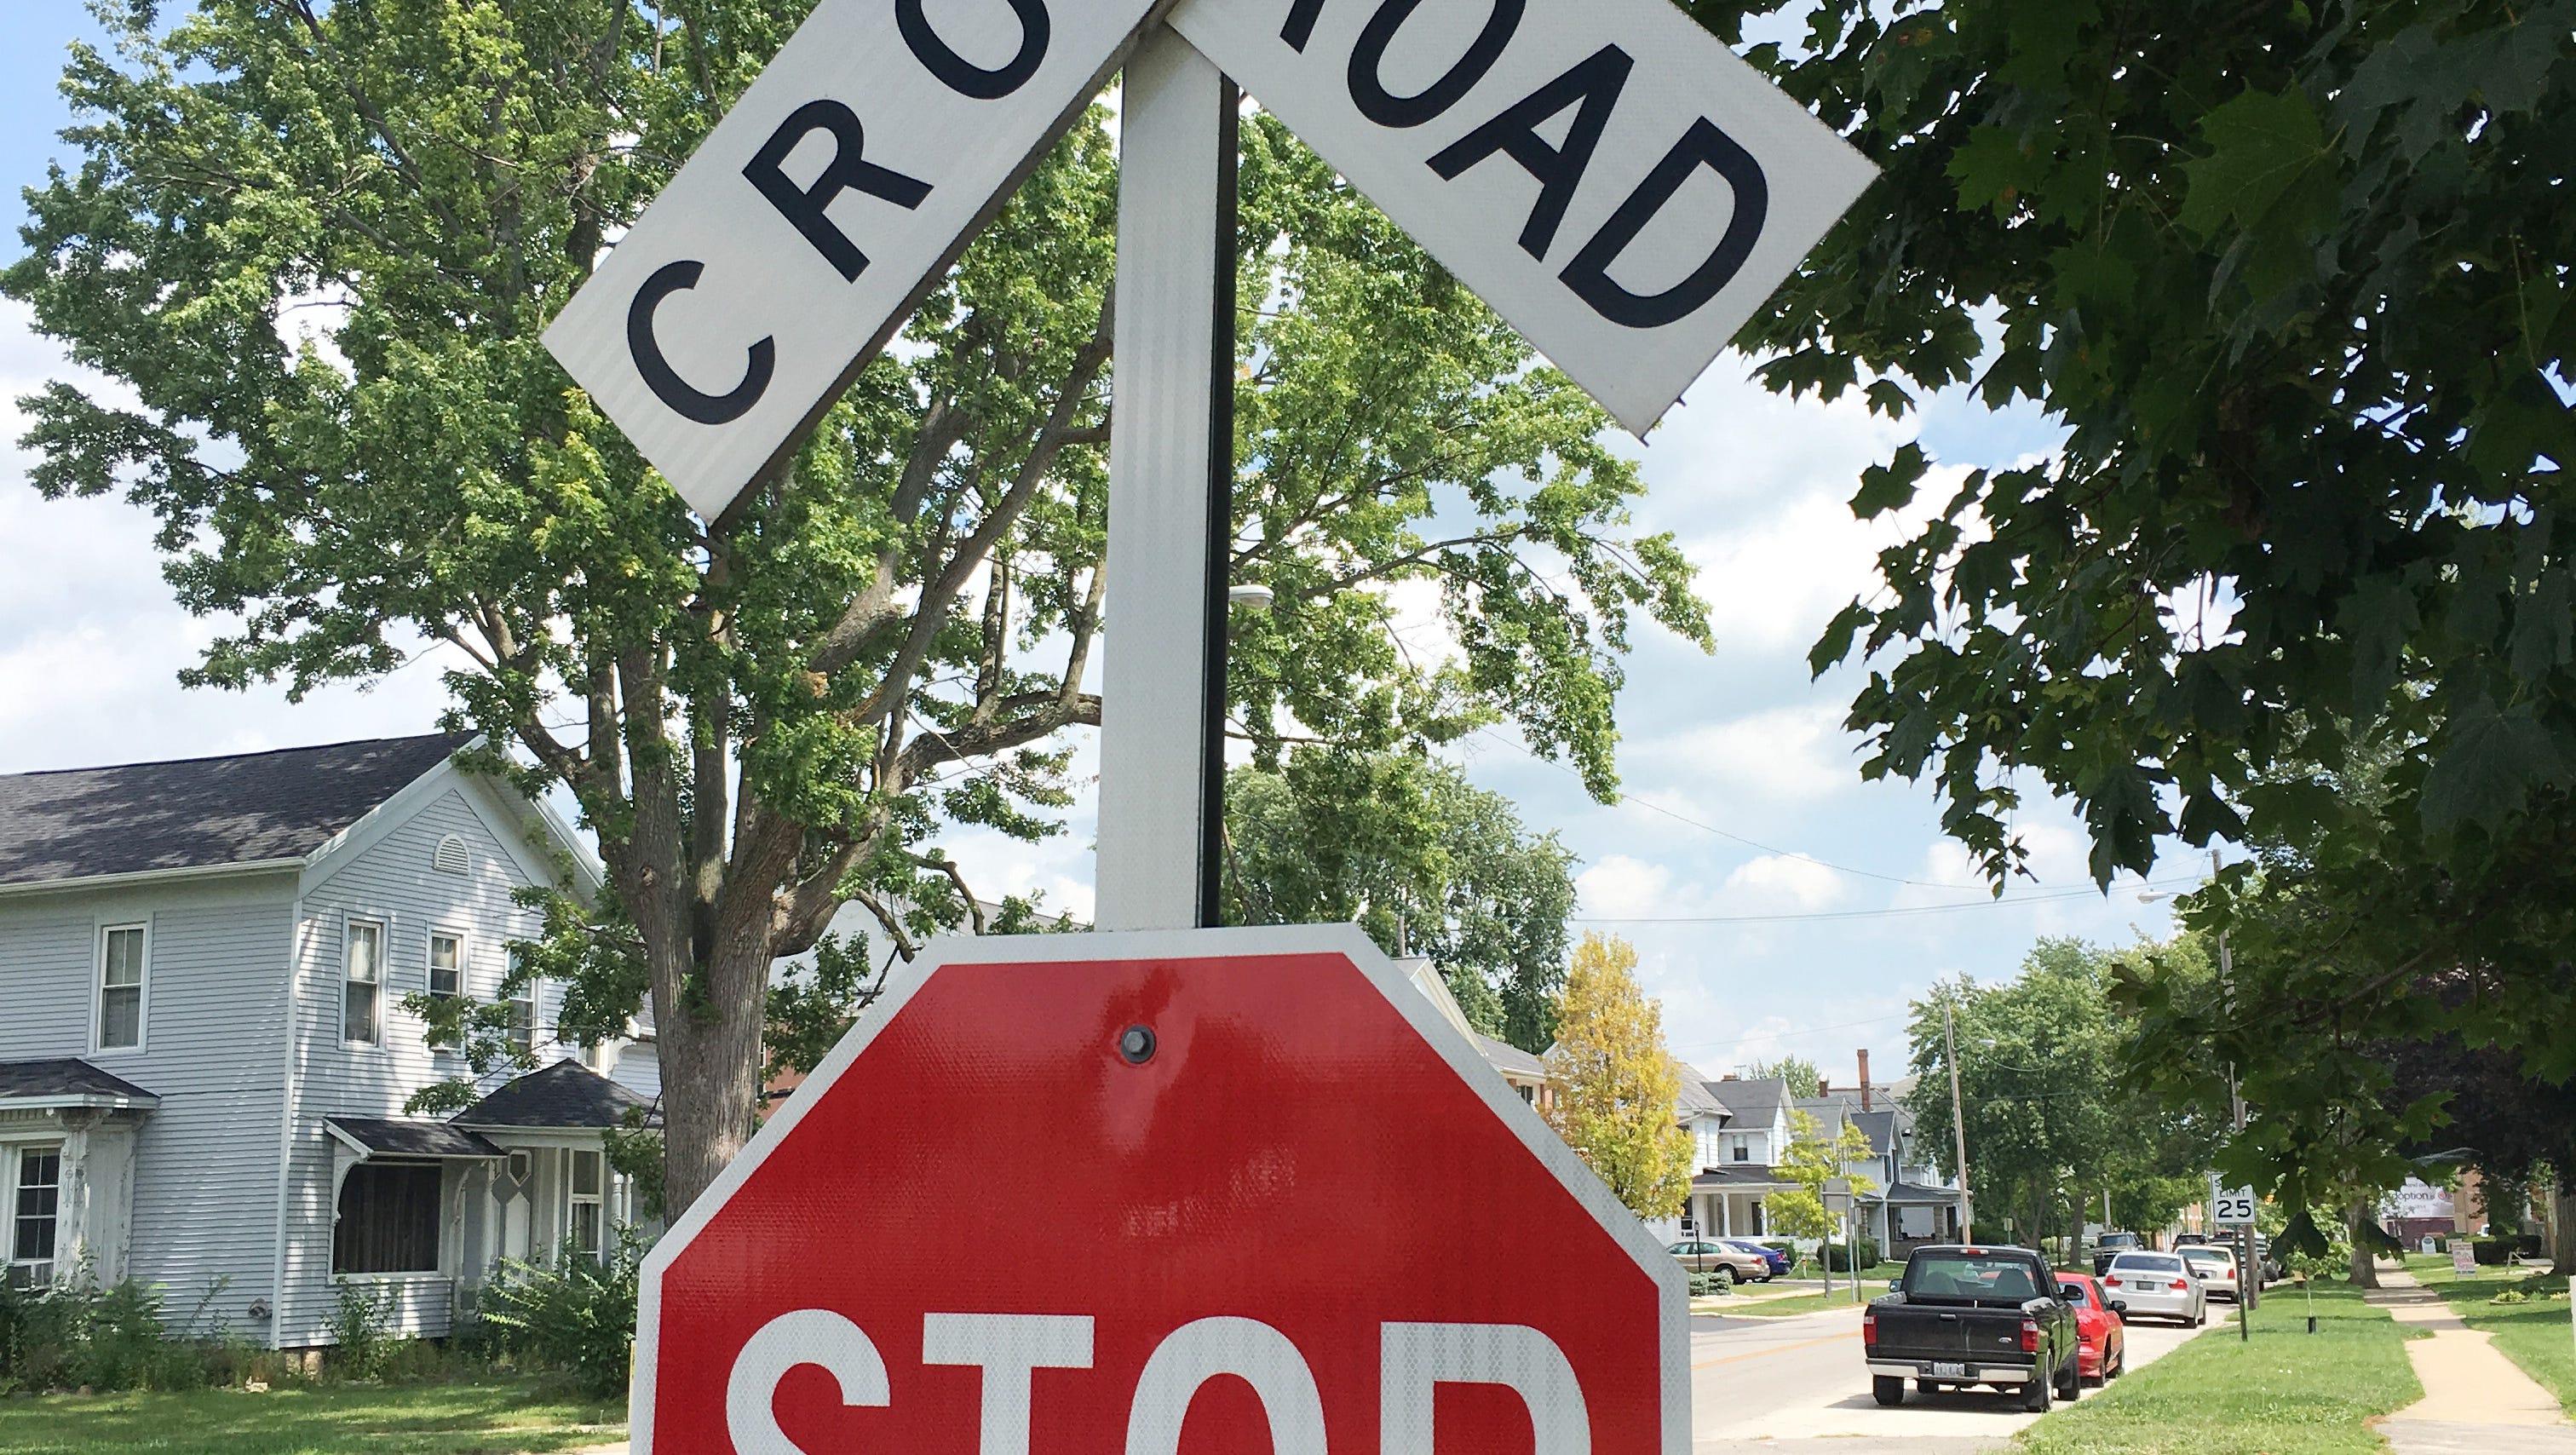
1668,1239,1771,1290
1719,1238,1791,1280
2180,1244,2240,1301
2055,1272,2129,1384
1863,1245,2083,1412
2090,1231,2145,1276
2102,1251,2207,1326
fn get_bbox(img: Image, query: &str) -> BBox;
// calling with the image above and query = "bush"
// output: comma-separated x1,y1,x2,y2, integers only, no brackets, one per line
325,1280,400,1382
476,1233,643,1396
2473,1237,2515,1266
1826,1239,1883,1273
1688,1272,1732,1297
0,1273,215,1395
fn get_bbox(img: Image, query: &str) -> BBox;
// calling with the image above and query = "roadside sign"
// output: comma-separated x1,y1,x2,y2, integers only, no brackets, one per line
543,0,1161,520
2453,1243,2478,1275
635,925,1687,1453
1168,0,1878,435
2209,1177,2257,1226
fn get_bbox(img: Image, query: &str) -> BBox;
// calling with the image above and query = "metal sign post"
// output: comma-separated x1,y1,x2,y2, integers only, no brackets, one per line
1094,28,1238,935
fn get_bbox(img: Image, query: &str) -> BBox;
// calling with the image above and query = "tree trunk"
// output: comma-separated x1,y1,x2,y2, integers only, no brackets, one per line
658,934,773,1218
2347,1201,2382,1288
2552,1184,2575,1272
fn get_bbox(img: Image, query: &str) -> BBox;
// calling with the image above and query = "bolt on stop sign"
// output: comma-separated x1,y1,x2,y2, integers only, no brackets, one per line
639,926,1687,1453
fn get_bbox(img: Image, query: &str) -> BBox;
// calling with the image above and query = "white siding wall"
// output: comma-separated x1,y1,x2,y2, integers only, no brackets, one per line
0,874,297,1334
278,783,565,1346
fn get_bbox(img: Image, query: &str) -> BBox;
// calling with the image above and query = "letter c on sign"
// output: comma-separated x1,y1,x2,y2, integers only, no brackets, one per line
900,0,1051,100
627,260,775,426
726,1308,890,1455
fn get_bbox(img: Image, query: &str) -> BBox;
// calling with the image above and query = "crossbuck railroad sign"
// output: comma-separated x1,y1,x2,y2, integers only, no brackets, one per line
544,3,1877,1451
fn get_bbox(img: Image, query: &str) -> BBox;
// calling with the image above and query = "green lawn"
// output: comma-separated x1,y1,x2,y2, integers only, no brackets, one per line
2015,1281,2419,1455
0,1377,624,1455
2406,1252,2575,1414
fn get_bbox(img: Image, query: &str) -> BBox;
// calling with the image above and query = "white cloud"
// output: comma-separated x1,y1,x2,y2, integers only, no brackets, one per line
1575,854,1674,921
1720,854,1845,913
1628,700,1860,808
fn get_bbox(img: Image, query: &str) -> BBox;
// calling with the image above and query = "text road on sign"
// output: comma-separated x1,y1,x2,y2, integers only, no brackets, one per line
543,0,1163,520
636,926,1689,1453
1169,0,1878,435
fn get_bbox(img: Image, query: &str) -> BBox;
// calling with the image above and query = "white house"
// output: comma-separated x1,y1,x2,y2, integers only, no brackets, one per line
1670,1071,1963,1251
0,733,657,1349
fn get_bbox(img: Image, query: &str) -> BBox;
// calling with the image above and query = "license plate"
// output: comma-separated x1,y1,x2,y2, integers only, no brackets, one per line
1929,1362,1967,1378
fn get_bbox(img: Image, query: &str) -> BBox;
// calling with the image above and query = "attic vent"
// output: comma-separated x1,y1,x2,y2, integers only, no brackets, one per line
432,835,470,876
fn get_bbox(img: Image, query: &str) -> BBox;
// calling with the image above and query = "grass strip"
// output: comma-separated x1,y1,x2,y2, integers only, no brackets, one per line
1713,1288,1877,1318
2406,1252,2576,1415
0,1376,624,1455
2015,1280,2418,1455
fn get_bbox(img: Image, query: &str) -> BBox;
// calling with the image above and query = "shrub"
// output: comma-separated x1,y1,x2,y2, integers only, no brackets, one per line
476,1232,644,1396
2473,1237,2515,1266
1826,1239,1883,1273
325,1280,400,1382
0,1273,212,1394
1688,1272,1732,1297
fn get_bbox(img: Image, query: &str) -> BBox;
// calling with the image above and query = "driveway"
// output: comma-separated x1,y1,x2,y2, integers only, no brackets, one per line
1691,1303,2211,1454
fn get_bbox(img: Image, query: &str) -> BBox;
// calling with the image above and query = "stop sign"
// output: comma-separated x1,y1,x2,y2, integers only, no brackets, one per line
635,925,1687,1453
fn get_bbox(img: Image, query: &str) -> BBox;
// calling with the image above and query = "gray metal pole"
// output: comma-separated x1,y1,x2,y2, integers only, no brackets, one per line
1095,29,1236,934
1946,1001,1974,1243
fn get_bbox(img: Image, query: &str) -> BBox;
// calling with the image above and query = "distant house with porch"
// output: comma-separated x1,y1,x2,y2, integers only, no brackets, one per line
0,734,658,1349
1665,1063,1962,1251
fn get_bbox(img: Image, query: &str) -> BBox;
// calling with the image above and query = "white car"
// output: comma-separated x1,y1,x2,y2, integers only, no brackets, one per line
2180,1245,2240,1301
2102,1252,2207,1326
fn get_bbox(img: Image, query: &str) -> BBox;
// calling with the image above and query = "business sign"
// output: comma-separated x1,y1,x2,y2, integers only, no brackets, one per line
2209,1177,2258,1227
1168,0,1878,434
2384,1177,2457,1222
543,0,1161,519
634,926,1687,1453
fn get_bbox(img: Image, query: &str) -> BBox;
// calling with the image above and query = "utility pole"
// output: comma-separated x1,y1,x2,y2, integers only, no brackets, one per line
2217,847,2255,1341
1946,1001,1974,1244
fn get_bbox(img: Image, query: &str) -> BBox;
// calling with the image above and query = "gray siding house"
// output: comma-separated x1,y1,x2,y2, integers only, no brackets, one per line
0,734,655,1349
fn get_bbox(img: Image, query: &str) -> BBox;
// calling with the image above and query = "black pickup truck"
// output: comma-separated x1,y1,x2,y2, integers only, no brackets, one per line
1863,1245,2083,1411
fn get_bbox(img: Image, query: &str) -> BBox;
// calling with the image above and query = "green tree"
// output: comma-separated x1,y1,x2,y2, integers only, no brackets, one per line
1684,0,2576,1131
1747,1057,1823,1098
1908,940,2221,1250
1223,748,1578,1050
1544,933,1695,1219
1768,1107,1879,1245
8,0,1707,1215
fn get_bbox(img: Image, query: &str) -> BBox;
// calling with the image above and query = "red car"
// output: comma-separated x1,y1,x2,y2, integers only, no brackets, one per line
2055,1272,2129,1384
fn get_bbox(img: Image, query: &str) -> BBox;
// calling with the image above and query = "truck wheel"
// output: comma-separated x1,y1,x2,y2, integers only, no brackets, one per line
1872,1376,1905,1406
2021,1375,2051,1412
2056,1354,2081,1400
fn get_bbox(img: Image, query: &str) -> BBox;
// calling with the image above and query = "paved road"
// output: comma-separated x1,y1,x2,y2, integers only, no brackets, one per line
1690,1302,2211,1455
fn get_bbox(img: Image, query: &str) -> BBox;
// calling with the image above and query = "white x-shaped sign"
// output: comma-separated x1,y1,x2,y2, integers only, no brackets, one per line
543,0,1877,520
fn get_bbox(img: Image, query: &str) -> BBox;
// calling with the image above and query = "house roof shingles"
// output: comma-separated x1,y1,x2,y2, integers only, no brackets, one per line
454,1060,653,1130
1472,1033,1546,1080
0,733,473,889
0,1058,158,1105
1705,1075,1789,1127
327,1116,504,1159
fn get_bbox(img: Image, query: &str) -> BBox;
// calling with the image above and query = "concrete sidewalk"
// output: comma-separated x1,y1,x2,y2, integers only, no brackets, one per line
2368,1268,2576,1455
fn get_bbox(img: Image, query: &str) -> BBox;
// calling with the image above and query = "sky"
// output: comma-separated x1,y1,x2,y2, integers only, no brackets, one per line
0,3,2189,1090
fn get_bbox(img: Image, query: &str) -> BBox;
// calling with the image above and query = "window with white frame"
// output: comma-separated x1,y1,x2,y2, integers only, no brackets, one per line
345,919,384,1044
567,1149,603,1261
428,931,463,998
9,1147,61,1286
96,923,147,1052
506,947,535,1056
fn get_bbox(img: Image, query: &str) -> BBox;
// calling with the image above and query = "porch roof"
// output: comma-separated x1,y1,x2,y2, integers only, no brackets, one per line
452,1060,654,1130
326,1116,504,1159
1878,1179,1964,1205
0,1057,159,1109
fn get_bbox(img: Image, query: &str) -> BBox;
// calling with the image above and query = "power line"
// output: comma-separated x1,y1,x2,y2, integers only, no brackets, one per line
1669,1009,1913,1053
1573,875,2201,925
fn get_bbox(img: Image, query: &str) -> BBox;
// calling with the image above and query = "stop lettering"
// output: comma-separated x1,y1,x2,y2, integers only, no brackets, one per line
635,925,1687,1453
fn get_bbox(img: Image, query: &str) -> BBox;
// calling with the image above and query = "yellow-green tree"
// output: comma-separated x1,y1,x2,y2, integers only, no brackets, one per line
1544,934,1694,1219
1768,1107,1883,1243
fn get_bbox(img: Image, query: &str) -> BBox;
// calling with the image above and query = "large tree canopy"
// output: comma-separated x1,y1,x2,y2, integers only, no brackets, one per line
1222,748,1578,1051
1692,0,2575,1228
8,0,1706,1214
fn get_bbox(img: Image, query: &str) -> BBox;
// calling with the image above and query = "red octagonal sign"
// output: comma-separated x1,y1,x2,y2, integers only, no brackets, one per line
637,926,1688,1453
